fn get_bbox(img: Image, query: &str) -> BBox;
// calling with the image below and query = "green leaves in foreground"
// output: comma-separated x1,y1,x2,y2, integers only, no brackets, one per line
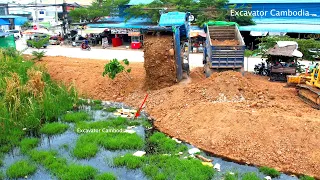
6,160,37,179
40,122,69,135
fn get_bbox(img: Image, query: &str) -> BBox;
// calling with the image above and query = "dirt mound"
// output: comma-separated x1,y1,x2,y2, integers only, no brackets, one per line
211,39,239,46
143,35,177,90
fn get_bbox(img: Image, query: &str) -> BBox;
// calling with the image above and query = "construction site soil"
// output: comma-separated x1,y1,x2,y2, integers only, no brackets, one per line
143,35,177,90
211,39,239,46
37,56,320,179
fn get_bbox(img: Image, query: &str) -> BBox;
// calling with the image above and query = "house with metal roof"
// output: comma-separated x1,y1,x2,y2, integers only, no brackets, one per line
228,0,320,34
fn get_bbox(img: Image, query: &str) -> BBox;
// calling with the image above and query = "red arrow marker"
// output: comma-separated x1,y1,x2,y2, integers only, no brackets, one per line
134,94,148,119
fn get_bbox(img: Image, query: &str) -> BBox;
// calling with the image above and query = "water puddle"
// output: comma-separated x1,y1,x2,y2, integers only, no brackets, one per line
0,101,300,180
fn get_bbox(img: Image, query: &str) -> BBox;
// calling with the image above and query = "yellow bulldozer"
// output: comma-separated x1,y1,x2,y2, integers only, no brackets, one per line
297,65,320,109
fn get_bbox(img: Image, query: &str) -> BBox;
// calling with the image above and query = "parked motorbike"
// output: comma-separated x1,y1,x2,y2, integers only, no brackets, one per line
254,62,270,76
80,42,91,51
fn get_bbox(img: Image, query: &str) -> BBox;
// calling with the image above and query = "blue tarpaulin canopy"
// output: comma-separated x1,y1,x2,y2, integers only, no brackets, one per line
0,19,10,25
239,23,320,33
159,12,187,27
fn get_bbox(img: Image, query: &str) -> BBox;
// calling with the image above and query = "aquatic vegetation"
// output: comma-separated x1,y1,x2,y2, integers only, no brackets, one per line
59,144,70,151
96,173,117,180
73,133,144,159
40,122,69,135
259,166,280,178
0,170,4,180
92,104,104,110
62,112,91,123
299,175,315,180
143,155,214,180
148,132,188,154
242,172,260,180
0,48,77,154
6,160,37,179
29,150,98,180
93,100,102,105
20,137,39,154
75,117,128,131
113,154,145,169
224,171,239,180
103,107,117,112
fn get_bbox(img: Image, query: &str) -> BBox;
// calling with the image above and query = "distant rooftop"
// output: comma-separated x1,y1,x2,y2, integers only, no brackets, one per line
229,0,320,3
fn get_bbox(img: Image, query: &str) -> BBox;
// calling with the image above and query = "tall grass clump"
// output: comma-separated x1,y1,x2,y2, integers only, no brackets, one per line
258,166,280,178
0,48,77,154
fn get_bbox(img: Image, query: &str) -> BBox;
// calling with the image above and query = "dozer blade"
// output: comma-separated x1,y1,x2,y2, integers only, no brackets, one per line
297,84,320,110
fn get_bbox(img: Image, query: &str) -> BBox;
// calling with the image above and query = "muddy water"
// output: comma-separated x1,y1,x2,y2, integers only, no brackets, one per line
0,101,299,180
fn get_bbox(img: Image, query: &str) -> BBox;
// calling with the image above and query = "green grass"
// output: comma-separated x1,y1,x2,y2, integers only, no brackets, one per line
92,104,104,110
73,133,144,159
93,100,102,105
0,170,4,180
20,137,39,154
242,172,260,180
96,173,117,180
148,132,188,154
299,175,315,180
6,160,37,179
259,166,280,178
75,117,128,131
113,154,145,169
113,154,214,180
142,155,214,180
224,171,239,180
62,112,91,123
0,48,77,154
29,150,98,180
40,122,69,135
103,107,117,112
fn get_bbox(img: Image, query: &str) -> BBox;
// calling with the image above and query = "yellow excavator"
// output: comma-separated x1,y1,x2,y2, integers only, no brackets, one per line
297,64,320,109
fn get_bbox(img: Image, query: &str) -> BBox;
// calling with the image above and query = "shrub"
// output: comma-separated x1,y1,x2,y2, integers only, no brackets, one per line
31,50,46,61
6,160,37,179
40,122,69,135
259,166,280,178
102,59,131,80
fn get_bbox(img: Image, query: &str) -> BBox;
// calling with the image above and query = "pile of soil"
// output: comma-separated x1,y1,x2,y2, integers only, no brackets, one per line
143,35,177,90
211,39,239,46
38,56,320,179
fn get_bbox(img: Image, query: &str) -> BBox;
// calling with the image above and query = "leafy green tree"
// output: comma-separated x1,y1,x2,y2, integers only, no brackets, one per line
69,0,129,22
257,36,320,61
125,0,255,26
21,21,32,30
28,36,49,61
103,59,132,80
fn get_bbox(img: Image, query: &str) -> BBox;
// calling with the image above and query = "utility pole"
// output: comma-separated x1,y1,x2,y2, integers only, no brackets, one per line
55,0,58,23
35,0,39,30
62,0,67,37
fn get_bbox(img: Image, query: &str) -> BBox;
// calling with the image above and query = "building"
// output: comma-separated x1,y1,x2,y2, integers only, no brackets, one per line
0,3,9,15
0,15,27,30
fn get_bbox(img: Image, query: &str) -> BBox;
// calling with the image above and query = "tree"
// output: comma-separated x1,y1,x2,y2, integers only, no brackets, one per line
102,59,132,80
256,36,320,61
21,21,32,30
69,0,129,22
28,36,50,61
125,0,255,26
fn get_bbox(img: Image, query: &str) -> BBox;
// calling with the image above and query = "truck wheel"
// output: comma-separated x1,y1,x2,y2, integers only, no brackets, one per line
205,64,213,78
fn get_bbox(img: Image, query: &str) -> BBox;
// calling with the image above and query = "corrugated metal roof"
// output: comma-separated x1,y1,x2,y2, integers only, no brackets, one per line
229,0,320,3
239,23,320,33
159,12,186,27
128,0,154,5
